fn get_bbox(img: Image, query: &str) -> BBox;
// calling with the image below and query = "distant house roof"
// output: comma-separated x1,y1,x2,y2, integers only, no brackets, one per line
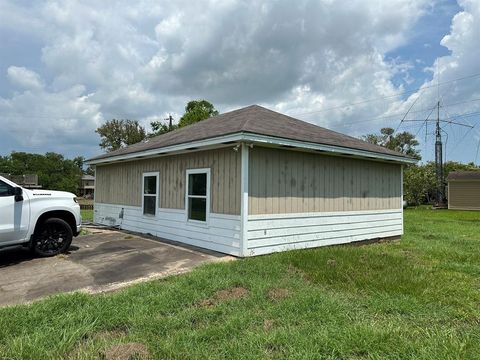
81,175,95,181
87,105,416,165
447,171,480,181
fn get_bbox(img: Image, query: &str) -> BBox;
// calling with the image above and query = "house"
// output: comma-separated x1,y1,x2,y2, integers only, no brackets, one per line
0,174,42,189
87,105,416,257
78,174,95,198
447,171,480,210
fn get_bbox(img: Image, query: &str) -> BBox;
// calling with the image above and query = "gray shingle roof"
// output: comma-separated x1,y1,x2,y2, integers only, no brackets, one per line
447,171,480,181
88,105,411,161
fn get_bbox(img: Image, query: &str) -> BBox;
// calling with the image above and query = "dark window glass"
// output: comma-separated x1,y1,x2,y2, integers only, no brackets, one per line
143,196,156,215
144,176,157,194
0,180,13,197
188,198,206,221
188,173,207,196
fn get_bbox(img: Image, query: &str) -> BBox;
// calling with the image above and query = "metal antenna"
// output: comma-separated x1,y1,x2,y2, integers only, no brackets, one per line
435,101,445,207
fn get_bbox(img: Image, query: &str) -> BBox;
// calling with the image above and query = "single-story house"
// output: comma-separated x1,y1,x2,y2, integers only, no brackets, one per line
78,174,95,198
447,171,480,210
87,105,416,256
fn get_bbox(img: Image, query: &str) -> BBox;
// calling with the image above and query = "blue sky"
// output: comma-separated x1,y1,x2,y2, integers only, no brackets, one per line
0,0,479,164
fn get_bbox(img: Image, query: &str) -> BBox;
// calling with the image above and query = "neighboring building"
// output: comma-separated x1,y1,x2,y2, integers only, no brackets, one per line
447,171,480,210
0,174,42,189
87,105,416,257
78,175,95,198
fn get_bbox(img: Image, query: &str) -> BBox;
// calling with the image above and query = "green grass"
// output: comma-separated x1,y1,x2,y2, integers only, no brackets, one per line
80,209,93,222
1,208,479,359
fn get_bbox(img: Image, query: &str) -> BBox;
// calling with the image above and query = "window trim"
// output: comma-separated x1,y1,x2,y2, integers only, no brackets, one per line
185,168,211,225
142,172,159,217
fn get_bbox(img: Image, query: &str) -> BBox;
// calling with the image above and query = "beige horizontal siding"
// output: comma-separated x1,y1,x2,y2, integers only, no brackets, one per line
448,181,480,210
95,147,241,215
248,147,402,215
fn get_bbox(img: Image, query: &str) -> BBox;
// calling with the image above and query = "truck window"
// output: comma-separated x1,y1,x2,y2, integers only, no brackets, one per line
0,180,14,197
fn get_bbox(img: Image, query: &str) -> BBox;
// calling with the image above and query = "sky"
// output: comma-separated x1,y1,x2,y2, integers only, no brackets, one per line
0,0,479,164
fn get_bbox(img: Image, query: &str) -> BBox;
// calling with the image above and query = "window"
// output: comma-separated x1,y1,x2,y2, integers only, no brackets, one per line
0,180,14,197
142,172,158,216
186,169,210,222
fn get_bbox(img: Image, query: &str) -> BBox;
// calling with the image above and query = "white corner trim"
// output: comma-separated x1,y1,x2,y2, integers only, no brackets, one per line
86,132,416,165
240,143,249,257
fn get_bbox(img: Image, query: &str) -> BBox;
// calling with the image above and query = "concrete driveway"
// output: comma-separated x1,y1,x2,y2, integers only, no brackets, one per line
0,227,232,307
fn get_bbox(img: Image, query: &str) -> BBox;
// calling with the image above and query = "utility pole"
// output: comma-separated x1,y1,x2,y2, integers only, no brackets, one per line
434,101,446,207
167,114,173,130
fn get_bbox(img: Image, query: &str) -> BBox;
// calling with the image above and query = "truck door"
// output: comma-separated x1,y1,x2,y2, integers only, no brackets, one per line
0,180,29,245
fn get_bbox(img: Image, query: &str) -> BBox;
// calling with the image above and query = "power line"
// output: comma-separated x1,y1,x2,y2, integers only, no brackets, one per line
311,98,480,128
394,91,423,133
293,71,480,116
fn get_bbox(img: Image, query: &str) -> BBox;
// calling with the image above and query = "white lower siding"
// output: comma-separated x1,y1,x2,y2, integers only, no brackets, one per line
94,203,241,256
246,209,403,256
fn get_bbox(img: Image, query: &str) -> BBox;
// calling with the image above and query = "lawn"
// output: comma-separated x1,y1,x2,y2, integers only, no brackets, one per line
80,209,93,222
1,208,479,359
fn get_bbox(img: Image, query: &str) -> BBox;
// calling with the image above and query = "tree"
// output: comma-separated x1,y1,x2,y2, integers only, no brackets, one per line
149,119,178,138
177,100,218,128
95,119,147,152
403,161,480,205
0,151,83,194
362,127,421,160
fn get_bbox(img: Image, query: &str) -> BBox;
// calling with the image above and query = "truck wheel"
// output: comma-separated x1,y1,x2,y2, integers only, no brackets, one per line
33,218,73,257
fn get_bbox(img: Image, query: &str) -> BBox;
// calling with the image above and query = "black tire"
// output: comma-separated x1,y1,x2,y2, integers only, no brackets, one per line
33,218,73,257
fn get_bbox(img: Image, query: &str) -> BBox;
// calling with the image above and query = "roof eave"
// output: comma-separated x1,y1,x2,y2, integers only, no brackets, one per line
86,132,417,165
242,133,417,164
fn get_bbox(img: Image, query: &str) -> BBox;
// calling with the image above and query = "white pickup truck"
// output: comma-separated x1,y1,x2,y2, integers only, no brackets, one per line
0,175,81,256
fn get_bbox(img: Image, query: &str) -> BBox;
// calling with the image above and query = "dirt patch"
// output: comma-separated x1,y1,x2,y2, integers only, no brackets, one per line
326,259,337,267
198,287,249,307
103,342,150,360
263,319,274,331
267,288,290,301
216,287,249,300
67,329,129,359
286,264,311,283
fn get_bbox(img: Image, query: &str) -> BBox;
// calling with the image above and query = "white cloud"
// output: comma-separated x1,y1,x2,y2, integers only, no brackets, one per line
1,0,479,162
380,0,480,162
7,66,43,90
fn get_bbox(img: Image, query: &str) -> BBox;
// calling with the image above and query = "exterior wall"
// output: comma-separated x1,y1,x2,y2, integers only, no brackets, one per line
246,209,402,256
94,203,241,256
245,146,403,256
448,181,480,210
248,147,402,215
95,147,241,215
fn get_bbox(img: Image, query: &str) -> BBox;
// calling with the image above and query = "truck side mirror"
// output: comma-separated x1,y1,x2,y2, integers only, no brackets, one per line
14,187,23,202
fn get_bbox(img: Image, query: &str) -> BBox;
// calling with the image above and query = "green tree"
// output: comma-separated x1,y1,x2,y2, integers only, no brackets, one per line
149,120,178,137
362,127,421,160
177,100,218,128
0,151,83,194
96,119,147,152
403,161,480,205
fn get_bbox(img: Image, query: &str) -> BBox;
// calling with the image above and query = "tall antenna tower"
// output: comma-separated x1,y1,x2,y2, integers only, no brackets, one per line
434,101,445,207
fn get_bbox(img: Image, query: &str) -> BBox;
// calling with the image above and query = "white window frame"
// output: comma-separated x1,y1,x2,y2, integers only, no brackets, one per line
142,172,159,216
185,168,211,225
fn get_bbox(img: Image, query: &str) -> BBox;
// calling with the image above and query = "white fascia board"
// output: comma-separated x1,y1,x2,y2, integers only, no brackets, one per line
87,132,416,165
86,133,244,165
242,133,418,164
